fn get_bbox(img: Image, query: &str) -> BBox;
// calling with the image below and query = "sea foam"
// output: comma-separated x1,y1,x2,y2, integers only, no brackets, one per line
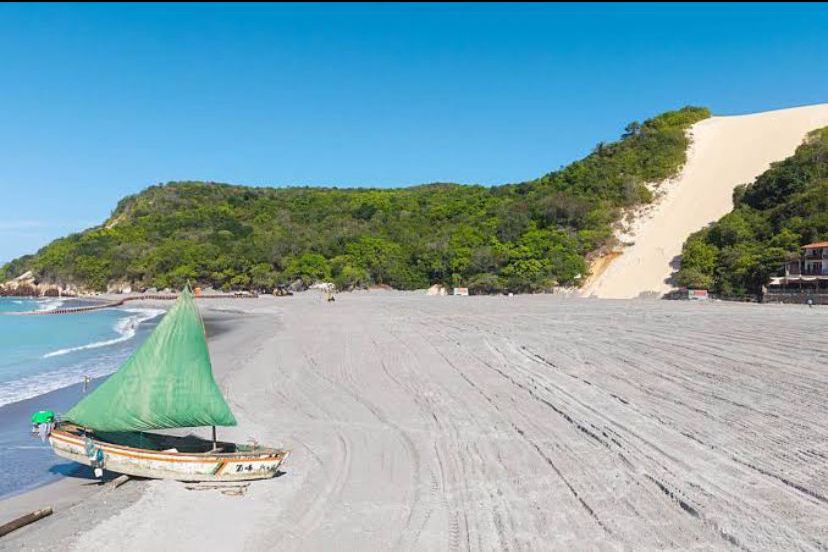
43,308,163,358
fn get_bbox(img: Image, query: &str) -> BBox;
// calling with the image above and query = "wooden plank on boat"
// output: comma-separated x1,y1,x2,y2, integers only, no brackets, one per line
0,507,53,538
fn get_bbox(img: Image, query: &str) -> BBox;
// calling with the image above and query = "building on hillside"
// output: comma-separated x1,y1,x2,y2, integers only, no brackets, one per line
764,242,828,304
687,289,709,300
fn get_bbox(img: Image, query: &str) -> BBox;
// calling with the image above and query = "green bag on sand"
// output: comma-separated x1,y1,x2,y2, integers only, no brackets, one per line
64,288,237,432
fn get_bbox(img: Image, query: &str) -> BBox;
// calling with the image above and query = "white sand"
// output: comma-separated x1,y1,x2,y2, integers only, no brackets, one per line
582,103,828,299
4,293,827,550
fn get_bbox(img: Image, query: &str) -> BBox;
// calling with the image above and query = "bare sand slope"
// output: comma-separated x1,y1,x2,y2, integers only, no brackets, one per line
583,103,828,299
7,293,825,551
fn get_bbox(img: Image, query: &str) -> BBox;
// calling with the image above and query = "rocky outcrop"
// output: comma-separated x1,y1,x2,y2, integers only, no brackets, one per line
426,284,448,296
287,278,306,292
0,271,76,297
106,281,133,294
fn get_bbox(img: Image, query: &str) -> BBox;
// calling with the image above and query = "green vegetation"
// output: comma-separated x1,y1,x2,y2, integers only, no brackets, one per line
676,126,828,297
3,107,710,293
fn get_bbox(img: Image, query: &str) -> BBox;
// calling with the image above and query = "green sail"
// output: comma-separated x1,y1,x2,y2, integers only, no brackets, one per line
64,289,237,432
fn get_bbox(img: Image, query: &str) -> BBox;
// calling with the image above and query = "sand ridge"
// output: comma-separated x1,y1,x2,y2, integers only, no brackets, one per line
582,103,828,299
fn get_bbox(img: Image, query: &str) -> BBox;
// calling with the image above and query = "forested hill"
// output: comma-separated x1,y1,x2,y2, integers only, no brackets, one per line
3,107,709,293
676,126,828,297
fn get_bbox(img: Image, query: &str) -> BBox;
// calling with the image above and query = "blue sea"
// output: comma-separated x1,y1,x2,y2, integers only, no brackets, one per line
0,297,163,498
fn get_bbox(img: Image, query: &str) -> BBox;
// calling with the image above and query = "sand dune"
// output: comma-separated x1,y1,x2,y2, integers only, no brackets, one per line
582,103,828,299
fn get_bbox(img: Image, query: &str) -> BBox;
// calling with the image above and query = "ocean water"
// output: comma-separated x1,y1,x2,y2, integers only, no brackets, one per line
0,298,163,498
0,298,163,407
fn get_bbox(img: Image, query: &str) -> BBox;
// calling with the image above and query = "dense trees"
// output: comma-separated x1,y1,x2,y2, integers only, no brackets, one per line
676,127,828,297
3,107,710,293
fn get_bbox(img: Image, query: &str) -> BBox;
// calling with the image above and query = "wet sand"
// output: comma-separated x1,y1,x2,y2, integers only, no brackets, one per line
2,292,827,550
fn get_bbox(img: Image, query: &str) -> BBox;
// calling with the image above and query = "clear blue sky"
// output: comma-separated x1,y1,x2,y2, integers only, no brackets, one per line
2,3,828,263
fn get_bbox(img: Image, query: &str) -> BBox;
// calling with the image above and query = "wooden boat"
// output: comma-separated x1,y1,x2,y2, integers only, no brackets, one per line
49,424,287,481
40,287,288,482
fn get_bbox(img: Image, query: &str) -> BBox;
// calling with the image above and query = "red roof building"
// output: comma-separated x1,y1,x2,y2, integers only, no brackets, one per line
765,241,828,303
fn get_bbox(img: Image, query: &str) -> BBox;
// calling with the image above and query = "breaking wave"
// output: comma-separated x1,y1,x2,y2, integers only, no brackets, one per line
43,308,164,359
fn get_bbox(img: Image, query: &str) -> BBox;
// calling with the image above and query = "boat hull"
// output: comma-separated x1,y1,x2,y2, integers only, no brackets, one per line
49,427,288,482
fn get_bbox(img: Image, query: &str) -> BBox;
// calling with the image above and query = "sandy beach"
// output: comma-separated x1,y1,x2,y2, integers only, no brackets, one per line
2,291,827,550
583,103,828,298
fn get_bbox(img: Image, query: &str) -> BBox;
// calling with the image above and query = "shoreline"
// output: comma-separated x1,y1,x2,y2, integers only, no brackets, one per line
0,300,165,414
0,379,102,503
0,299,176,506
0,299,278,548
